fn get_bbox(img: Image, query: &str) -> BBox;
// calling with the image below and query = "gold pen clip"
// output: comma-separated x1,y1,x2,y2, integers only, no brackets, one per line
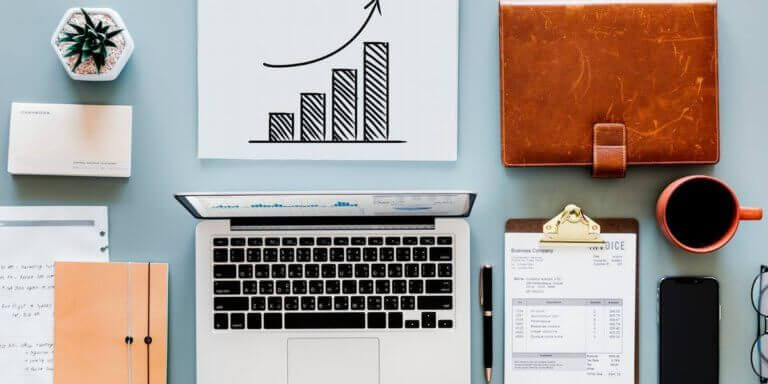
540,204,604,245
479,268,484,307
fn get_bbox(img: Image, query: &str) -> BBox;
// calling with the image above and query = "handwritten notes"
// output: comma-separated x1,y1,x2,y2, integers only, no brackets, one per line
0,207,108,384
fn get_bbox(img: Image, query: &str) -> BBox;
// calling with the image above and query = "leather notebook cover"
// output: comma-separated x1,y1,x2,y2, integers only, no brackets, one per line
499,0,719,177
54,262,168,384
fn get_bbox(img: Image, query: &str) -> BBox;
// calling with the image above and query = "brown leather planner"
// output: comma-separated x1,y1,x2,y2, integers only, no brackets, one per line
54,262,168,384
499,0,719,178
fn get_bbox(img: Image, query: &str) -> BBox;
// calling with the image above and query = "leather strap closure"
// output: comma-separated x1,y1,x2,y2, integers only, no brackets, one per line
592,123,627,178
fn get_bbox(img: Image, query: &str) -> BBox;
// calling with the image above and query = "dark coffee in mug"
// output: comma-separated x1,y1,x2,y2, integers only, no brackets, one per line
665,178,737,248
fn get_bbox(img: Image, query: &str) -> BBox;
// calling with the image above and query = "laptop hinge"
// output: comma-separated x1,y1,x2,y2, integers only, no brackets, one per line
229,216,436,231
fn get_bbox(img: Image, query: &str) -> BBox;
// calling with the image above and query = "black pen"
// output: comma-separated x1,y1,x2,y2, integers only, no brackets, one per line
480,265,493,383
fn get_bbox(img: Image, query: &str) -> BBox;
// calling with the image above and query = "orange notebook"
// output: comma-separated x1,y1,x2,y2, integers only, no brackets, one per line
54,262,168,384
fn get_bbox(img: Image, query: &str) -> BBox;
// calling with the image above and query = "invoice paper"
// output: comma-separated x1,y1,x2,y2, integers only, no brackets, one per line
504,233,636,384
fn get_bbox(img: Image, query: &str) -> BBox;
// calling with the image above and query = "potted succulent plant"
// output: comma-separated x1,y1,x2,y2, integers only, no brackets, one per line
51,8,134,81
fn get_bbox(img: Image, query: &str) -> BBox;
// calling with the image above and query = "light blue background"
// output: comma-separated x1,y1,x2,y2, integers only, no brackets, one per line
1,0,766,383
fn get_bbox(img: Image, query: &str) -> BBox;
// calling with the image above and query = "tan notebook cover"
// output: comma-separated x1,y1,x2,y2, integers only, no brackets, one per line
500,0,719,177
54,262,168,384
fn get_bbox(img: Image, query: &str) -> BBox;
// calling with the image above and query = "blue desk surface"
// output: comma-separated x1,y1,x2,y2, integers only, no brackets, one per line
2,0,767,383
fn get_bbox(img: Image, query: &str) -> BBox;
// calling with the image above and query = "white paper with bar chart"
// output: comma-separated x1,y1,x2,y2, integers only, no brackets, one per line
197,0,458,160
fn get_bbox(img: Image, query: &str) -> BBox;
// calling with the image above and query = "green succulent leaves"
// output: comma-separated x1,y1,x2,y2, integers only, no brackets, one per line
58,8,123,73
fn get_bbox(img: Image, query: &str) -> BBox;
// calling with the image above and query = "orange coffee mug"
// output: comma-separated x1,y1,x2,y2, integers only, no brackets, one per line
657,175,763,253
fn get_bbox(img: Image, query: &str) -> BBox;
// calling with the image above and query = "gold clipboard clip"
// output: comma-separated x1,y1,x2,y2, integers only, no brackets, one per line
541,204,604,245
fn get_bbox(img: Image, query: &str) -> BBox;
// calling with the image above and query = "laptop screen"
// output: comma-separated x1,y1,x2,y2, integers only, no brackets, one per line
176,192,476,219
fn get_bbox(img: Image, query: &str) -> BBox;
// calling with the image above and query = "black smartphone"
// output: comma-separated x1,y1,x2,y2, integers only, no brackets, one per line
659,277,719,384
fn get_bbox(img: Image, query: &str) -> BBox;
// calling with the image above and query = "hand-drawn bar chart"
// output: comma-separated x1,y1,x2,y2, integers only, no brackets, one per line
251,42,405,144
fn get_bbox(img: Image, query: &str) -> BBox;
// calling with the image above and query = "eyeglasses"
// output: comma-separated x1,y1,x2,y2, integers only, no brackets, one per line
751,265,768,382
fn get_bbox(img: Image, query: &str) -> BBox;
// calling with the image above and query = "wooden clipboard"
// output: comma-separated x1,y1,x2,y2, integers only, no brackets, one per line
505,205,639,384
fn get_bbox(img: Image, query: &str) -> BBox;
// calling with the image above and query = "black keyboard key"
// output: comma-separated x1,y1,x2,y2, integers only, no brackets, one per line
405,263,420,278
325,280,340,294
430,247,453,261
421,264,436,277
230,248,245,262
367,296,382,310
405,320,420,328
214,265,236,279
384,296,398,310
301,296,315,310
334,237,349,246
351,296,365,310
322,264,336,278
413,247,428,261
380,248,395,261
309,280,324,294
392,280,407,294
418,296,453,310
265,238,280,246
437,236,453,245
351,237,366,245
260,281,274,295
247,313,262,329
409,280,424,294
401,296,416,310
272,264,286,278
292,280,307,294
213,248,228,262
231,238,246,246
334,296,349,310
375,280,390,294
385,237,401,246
363,248,378,261
305,264,320,278
264,313,282,329
342,280,357,294
372,264,386,278
389,312,404,328
346,248,361,262
285,313,364,329
213,238,228,247
438,319,454,328
426,280,453,293
214,313,228,329
355,264,370,278
243,281,258,294
387,264,403,278
263,248,278,262
420,237,435,245
238,264,253,278
254,265,269,278
280,248,295,262
313,248,328,262
299,237,315,246
296,248,312,262
396,248,411,261
359,280,374,294
438,263,453,277
403,237,418,245
288,264,303,278
282,237,297,246
318,296,332,310
247,248,261,262
268,297,282,311
214,281,240,295
214,297,248,311
422,312,436,328
338,264,353,278
285,296,299,311
231,313,246,329
368,237,383,246
276,280,290,295
251,297,265,311
247,237,263,246
317,237,332,246
368,312,386,328
330,248,345,262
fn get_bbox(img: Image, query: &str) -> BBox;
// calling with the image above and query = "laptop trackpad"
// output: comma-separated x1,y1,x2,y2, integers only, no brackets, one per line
287,338,380,384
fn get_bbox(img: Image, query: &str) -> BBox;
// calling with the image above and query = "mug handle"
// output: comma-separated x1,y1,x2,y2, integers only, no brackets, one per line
740,207,763,221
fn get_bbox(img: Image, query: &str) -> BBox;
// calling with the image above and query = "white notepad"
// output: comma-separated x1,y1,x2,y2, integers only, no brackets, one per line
504,232,637,384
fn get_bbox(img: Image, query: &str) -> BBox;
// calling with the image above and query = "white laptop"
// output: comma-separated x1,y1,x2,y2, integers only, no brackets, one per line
176,191,476,384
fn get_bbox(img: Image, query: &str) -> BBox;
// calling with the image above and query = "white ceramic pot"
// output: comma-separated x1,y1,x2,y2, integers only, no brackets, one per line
51,8,134,81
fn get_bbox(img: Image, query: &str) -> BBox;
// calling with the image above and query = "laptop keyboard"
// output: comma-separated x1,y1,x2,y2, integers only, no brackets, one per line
211,234,456,330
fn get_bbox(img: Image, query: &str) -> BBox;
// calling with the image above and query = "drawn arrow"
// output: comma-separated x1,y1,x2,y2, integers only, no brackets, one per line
263,0,382,69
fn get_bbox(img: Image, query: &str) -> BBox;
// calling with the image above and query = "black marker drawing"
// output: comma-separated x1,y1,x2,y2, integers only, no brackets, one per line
332,69,358,141
300,93,326,141
268,113,295,141
263,0,382,69
363,42,389,141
